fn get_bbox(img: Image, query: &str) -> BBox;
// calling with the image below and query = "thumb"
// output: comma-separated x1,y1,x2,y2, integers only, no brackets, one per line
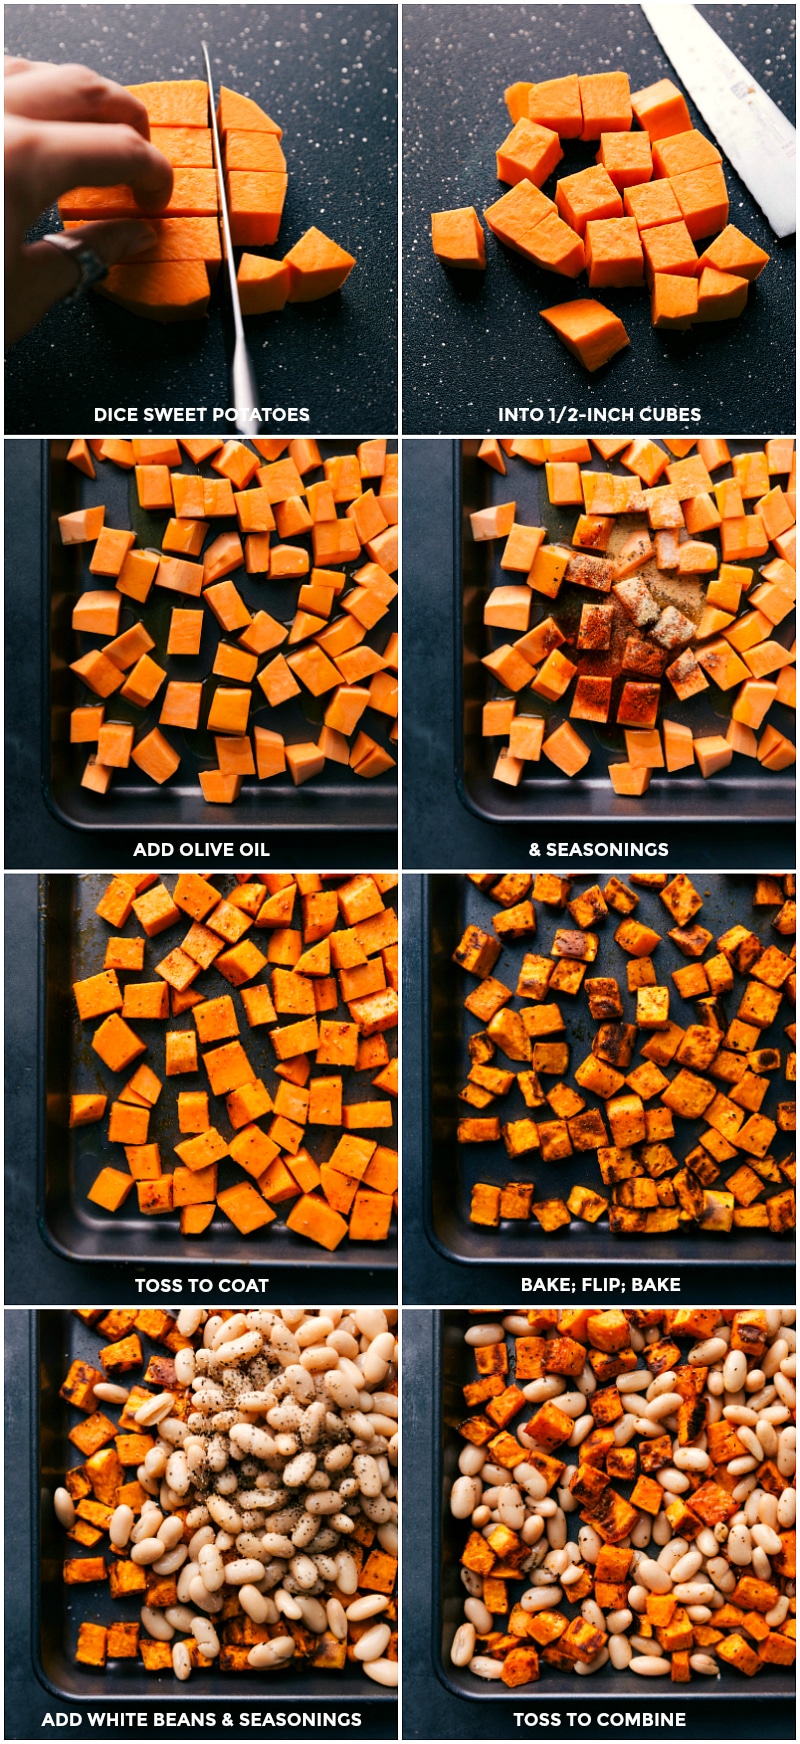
6,220,156,344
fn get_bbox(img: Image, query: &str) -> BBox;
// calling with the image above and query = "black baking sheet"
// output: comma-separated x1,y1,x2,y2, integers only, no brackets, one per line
46,439,397,832
33,1308,395,1703
433,1308,793,1700
456,438,796,823
4,4,397,436
402,4,795,434
422,872,795,1267
38,873,398,1268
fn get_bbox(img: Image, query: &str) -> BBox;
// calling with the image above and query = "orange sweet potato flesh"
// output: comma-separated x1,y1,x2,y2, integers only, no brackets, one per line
237,255,290,314
97,263,211,323
284,228,357,301
65,218,222,267
217,86,283,139
150,127,213,166
285,1192,348,1250
131,728,180,785
226,172,288,246
431,207,486,270
540,299,630,372
199,771,243,804
60,170,218,219
128,80,209,126
67,439,96,479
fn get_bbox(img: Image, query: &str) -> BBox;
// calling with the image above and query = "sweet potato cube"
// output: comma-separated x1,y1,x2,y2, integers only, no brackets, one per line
631,77,691,141
431,205,486,269
216,1181,275,1234
585,217,643,288
496,118,563,188
670,163,729,241
579,71,632,140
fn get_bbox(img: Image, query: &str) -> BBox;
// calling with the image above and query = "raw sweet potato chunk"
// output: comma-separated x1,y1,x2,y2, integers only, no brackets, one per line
540,300,630,372
431,207,486,270
284,228,357,301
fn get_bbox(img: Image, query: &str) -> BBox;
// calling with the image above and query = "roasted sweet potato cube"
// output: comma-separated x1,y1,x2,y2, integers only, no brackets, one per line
108,1562,148,1597
60,1359,103,1412
716,1633,762,1676
586,1311,631,1353
454,924,503,977
630,1473,665,1515
99,1334,142,1373
140,1639,174,1671
560,1616,608,1663
63,1555,107,1584
76,1622,107,1666
500,1644,541,1686
500,1181,535,1219
107,1622,140,1660
525,1401,575,1450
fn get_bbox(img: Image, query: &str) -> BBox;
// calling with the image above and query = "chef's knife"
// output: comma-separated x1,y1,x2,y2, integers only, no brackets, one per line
640,3,796,239
202,41,260,434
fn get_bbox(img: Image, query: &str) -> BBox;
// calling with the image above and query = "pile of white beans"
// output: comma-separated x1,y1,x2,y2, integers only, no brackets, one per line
450,1311,796,1684
55,1309,399,1687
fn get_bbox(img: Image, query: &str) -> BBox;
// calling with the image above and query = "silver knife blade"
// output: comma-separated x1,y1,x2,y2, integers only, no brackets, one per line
202,41,260,434
641,3,796,239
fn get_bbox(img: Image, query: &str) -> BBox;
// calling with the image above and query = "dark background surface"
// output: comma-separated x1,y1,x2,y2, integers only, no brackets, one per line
401,438,797,868
5,872,397,1303
401,874,796,1304
401,1309,795,1739
402,4,796,433
5,3,398,435
4,439,398,867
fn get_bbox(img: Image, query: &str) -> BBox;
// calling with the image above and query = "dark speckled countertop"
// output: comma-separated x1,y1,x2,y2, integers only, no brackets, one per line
402,3,795,433
5,3,398,434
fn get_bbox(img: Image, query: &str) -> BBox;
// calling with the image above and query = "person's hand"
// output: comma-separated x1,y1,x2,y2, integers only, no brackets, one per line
5,57,174,344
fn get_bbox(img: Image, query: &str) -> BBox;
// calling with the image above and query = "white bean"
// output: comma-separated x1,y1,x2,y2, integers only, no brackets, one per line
224,1559,266,1586
637,1558,672,1594
191,1619,220,1658
363,1658,399,1687
54,1488,76,1529
131,1538,166,1566
723,1351,748,1393
630,1656,671,1676
451,1623,476,1667
468,1655,503,1680
689,1654,719,1676
93,1382,130,1404
247,1637,295,1669
353,1623,391,1663
141,1606,174,1641
464,1324,505,1347
670,1550,703,1584
346,1595,389,1622
464,1597,492,1634
520,1585,563,1612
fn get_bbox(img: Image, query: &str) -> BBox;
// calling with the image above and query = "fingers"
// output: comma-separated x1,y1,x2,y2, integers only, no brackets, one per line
5,220,156,346
13,115,173,214
4,57,36,79
3,60,150,139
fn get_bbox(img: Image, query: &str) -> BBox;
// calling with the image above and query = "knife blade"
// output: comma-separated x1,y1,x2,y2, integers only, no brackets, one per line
202,41,260,434
640,2,796,239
